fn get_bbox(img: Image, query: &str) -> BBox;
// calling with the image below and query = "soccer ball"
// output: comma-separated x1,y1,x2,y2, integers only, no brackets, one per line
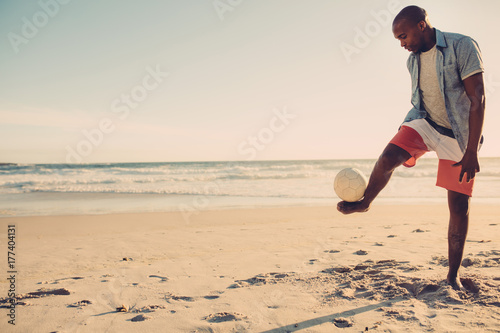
334,168,368,202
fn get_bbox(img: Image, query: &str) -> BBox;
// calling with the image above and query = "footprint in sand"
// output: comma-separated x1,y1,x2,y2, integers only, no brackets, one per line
0,288,71,306
228,272,292,288
131,305,167,313
39,276,84,285
27,288,71,296
380,308,419,322
460,278,480,293
418,284,441,295
130,314,152,322
203,312,246,323
412,229,429,233
68,300,92,308
164,293,221,302
430,256,448,266
461,257,482,267
308,259,318,265
149,275,168,282
168,295,195,302
478,249,500,256
203,295,220,300
322,266,352,274
333,317,353,328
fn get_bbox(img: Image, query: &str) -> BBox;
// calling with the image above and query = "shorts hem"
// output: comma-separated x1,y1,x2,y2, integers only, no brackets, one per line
436,159,474,197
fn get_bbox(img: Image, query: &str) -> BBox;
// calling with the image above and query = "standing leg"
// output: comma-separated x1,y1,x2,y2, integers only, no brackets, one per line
447,189,470,290
337,143,411,214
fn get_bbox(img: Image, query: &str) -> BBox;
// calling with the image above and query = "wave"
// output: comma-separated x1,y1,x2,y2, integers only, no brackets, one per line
1,159,499,196
29,189,323,198
0,171,328,188
0,186,336,198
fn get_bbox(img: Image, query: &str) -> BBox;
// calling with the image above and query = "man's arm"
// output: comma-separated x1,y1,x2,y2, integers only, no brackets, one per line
452,72,485,183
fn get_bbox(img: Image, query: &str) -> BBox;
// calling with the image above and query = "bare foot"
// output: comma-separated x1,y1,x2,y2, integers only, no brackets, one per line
447,275,466,292
337,200,370,215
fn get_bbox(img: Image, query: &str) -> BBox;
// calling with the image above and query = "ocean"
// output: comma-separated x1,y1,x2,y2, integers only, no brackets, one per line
1,158,499,217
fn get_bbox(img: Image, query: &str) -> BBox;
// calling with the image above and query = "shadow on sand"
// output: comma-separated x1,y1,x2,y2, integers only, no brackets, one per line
259,297,404,333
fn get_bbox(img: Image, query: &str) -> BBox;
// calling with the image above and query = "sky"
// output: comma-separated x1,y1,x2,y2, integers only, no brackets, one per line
1,0,499,164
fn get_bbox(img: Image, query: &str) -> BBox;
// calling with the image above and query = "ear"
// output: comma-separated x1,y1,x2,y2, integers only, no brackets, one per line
418,20,427,32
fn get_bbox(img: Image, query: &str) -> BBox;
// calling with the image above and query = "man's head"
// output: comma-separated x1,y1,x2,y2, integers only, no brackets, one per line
392,6,434,53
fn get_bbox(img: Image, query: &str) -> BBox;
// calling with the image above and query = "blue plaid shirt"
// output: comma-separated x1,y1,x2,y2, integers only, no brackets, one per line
403,28,484,153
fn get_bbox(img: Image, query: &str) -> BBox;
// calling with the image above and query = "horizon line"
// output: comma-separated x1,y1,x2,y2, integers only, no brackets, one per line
2,156,500,166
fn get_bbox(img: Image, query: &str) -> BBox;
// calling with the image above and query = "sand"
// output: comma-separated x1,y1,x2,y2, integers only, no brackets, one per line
0,204,499,332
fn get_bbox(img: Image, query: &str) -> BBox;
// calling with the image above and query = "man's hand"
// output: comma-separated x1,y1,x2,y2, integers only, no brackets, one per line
457,72,485,184
452,150,480,183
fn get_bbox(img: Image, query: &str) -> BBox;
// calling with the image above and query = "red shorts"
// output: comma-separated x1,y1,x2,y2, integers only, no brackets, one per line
389,119,479,197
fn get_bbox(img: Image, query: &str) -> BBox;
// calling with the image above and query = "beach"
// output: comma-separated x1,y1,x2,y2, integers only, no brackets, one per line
3,1,500,331
1,204,499,332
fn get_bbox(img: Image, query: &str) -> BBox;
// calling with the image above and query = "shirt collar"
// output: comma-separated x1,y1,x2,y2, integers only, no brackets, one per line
409,28,446,57
435,28,447,48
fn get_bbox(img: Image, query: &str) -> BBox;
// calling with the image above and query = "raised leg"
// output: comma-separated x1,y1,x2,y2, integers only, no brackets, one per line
447,190,470,290
337,143,411,214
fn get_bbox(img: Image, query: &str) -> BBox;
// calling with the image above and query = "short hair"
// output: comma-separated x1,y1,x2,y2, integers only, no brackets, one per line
393,5,427,26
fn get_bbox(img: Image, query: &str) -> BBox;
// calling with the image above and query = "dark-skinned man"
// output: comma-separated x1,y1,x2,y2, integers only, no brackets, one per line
337,5,485,291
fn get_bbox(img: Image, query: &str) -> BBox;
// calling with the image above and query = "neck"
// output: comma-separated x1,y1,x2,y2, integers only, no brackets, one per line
421,27,436,52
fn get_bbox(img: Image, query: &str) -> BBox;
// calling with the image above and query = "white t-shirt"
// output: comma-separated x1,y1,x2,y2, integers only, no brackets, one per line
419,45,452,129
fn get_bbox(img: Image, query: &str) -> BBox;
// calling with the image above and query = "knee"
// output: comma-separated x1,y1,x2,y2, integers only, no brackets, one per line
378,145,408,172
448,193,470,217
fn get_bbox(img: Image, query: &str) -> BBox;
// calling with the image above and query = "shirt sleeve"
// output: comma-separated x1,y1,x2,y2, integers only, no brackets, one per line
457,37,484,80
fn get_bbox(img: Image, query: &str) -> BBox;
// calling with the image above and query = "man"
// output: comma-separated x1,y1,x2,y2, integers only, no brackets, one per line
337,5,485,291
